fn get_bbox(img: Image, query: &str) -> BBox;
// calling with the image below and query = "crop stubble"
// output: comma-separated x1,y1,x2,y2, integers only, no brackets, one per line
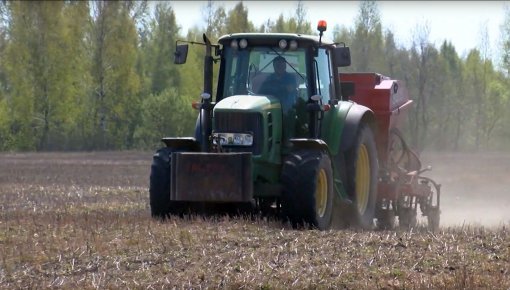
0,151,509,289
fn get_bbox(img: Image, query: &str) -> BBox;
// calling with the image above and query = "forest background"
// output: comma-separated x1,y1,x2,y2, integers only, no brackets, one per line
0,0,509,152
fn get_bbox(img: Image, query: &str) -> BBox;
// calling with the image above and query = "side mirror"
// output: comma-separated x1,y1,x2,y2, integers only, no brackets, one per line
334,46,351,67
174,44,189,64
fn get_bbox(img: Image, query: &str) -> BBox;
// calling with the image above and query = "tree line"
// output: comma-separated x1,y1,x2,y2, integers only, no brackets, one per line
0,0,508,152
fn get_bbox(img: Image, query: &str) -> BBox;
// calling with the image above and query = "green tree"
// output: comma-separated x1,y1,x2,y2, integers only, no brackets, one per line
295,0,312,34
90,1,141,149
264,2,312,34
3,1,89,150
500,5,510,76
134,88,195,149
0,1,11,149
135,2,199,147
271,14,295,33
332,24,352,47
3,2,36,150
203,1,227,41
463,49,484,149
178,27,210,132
147,3,180,95
61,1,93,149
382,30,407,79
225,2,254,34
407,22,439,151
496,4,510,149
485,75,509,148
350,0,385,73
476,23,493,150
432,41,465,150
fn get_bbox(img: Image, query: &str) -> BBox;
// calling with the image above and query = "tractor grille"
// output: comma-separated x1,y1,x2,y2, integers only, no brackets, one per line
214,112,263,155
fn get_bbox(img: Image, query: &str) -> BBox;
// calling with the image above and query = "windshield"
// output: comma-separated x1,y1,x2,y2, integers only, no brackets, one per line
220,47,308,105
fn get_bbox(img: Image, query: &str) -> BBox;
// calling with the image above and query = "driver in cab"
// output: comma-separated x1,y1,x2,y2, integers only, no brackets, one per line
259,56,298,104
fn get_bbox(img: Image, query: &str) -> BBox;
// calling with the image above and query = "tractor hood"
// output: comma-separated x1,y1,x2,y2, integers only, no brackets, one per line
214,95,281,112
212,94,284,172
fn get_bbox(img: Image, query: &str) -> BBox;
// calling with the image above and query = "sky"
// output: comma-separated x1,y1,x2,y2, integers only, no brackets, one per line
170,1,508,61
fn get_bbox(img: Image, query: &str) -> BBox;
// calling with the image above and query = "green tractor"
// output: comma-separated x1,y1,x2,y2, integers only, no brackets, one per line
149,22,440,230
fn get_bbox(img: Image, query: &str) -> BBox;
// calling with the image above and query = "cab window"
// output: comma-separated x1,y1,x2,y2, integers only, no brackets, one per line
314,48,334,103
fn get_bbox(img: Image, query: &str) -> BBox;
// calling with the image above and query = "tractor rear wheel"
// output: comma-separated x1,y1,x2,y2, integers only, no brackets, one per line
149,147,185,219
345,124,378,229
281,150,334,230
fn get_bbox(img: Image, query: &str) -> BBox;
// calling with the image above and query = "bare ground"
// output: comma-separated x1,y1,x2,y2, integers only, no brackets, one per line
0,151,509,289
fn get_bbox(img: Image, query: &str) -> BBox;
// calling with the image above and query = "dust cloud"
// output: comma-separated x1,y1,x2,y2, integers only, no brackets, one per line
420,152,510,228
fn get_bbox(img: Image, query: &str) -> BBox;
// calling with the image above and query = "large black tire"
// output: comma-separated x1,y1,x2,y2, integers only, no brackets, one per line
345,123,379,229
150,147,181,219
281,150,335,230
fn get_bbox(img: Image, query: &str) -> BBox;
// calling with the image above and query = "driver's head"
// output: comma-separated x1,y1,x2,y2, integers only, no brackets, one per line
273,56,286,75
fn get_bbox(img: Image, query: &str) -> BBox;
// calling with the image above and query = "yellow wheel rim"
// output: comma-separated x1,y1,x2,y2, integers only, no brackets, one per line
355,144,370,214
315,168,328,218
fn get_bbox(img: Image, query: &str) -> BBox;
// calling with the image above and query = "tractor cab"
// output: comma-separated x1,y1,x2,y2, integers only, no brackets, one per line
214,33,352,142
218,35,315,105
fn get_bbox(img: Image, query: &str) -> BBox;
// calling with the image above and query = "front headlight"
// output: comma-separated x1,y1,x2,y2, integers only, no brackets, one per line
212,132,253,146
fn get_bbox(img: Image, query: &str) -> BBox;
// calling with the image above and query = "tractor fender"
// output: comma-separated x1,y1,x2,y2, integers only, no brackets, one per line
289,138,330,154
340,104,376,152
162,137,200,151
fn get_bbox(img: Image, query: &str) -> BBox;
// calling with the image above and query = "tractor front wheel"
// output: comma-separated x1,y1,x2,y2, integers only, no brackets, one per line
281,150,334,230
149,147,185,219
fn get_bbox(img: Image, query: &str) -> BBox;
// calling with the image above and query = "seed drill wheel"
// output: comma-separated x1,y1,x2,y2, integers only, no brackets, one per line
345,124,379,229
149,147,187,219
281,150,334,230
419,176,441,231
